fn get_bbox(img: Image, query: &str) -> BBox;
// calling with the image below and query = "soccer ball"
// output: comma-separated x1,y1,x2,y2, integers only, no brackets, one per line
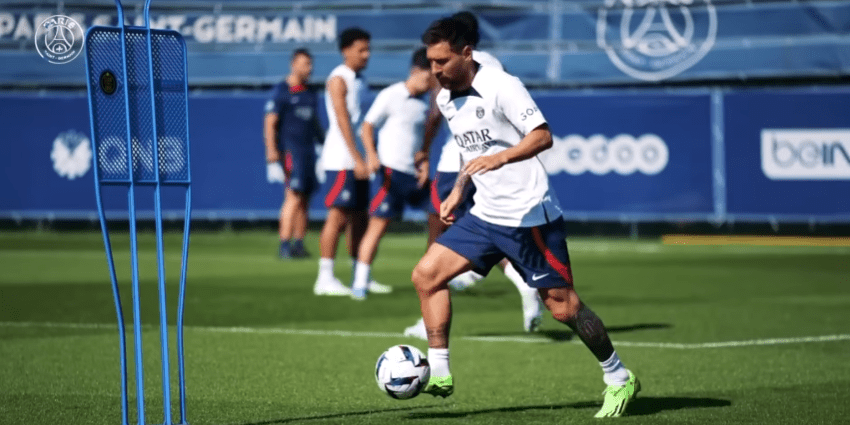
375,345,430,399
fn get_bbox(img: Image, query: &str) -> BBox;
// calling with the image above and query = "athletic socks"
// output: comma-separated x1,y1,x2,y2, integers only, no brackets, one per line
352,260,371,291
318,258,334,281
428,348,451,378
600,352,630,386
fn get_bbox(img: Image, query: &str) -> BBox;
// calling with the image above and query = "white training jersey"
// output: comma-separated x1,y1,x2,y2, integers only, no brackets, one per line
321,64,368,171
435,65,562,227
436,50,504,173
363,82,429,175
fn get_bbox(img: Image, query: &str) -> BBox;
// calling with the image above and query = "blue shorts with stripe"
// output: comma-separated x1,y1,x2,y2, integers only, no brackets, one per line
436,214,574,289
427,171,475,219
369,166,429,219
282,148,317,196
321,170,369,210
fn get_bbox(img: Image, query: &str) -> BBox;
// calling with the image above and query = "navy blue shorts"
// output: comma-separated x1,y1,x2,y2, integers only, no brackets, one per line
322,170,369,210
436,214,574,289
369,166,429,219
283,149,317,196
427,171,475,219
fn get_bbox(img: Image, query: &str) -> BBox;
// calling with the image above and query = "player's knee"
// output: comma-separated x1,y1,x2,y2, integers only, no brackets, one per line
411,262,441,295
545,291,582,323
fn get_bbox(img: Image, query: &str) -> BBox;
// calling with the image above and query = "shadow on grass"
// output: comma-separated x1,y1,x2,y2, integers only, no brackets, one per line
238,405,435,424
406,396,731,419
474,323,672,342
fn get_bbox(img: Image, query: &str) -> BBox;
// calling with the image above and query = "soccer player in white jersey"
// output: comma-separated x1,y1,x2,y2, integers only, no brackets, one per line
350,48,435,300
314,28,391,296
414,18,641,418
404,11,544,338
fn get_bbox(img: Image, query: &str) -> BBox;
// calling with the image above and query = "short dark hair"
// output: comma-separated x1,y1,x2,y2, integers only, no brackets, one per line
451,11,480,47
338,27,370,51
421,17,473,52
291,48,311,61
411,47,429,70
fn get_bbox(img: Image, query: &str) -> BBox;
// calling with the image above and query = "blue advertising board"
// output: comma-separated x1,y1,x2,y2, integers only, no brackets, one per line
723,89,850,221
534,92,715,219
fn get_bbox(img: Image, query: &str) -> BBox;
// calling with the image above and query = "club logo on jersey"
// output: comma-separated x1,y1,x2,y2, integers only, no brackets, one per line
597,0,717,81
540,134,669,176
51,130,92,180
476,107,485,119
295,106,313,121
35,15,84,64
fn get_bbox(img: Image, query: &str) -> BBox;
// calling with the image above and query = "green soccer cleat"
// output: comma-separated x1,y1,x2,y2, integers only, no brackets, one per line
594,371,641,418
422,375,454,398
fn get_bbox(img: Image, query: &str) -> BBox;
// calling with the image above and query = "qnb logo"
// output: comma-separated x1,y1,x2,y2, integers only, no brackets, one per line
761,129,850,180
540,134,669,176
597,0,717,81
97,136,187,177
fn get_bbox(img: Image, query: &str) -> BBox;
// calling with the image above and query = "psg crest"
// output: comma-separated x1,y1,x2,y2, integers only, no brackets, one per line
597,0,717,81
51,130,92,180
35,15,85,64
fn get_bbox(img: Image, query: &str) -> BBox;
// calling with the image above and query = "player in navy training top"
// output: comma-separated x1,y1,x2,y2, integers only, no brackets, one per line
264,48,324,259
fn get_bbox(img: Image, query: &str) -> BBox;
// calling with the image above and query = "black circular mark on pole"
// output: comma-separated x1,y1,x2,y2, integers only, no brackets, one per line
100,70,117,95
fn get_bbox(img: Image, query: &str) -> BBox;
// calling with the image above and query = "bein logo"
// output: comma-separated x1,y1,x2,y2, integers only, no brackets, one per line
761,129,850,180
540,134,669,176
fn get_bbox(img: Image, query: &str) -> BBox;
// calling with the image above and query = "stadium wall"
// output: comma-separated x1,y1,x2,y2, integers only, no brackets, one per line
1,0,849,224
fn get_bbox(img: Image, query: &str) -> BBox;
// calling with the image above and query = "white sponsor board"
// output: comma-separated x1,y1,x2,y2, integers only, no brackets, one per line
761,129,850,180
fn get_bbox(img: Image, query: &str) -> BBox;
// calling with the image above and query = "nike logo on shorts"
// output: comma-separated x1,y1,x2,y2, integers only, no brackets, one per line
532,273,549,281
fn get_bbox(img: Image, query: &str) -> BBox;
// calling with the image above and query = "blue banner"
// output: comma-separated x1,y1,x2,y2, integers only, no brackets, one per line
534,92,714,219
723,89,850,220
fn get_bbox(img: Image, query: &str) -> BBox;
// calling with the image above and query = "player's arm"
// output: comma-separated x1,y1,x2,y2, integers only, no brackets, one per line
439,155,472,225
463,123,552,176
311,104,325,145
361,89,390,174
263,112,280,163
327,76,367,178
418,85,442,166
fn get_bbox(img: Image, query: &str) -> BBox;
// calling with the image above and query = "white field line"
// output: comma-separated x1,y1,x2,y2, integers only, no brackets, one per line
2,321,850,350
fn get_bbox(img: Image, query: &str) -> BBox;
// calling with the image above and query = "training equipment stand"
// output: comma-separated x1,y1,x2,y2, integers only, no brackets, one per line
85,1,191,424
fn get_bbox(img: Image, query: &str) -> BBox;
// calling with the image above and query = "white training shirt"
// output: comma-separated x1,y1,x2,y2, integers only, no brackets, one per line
363,82,429,175
435,65,563,227
436,50,504,173
321,64,368,171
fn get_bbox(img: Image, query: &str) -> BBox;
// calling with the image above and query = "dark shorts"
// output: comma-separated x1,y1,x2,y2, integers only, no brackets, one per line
369,166,429,219
427,171,475,219
436,214,574,289
283,149,317,196
321,170,369,210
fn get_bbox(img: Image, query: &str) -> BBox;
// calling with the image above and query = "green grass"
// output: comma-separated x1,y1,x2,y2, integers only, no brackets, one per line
1,230,849,424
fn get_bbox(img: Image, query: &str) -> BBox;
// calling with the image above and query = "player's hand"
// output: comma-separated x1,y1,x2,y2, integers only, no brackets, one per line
367,153,381,175
439,189,461,225
266,162,285,184
416,159,429,189
353,159,370,180
462,152,508,175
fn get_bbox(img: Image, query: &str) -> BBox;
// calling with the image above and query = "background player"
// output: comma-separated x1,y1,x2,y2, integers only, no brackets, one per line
351,48,434,300
413,18,640,418
314,27,391,296
264,48,323,259
404,11,543,337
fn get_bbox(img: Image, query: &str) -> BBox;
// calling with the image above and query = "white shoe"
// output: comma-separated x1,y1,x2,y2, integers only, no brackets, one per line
367,280,393,294
313,277,353,296
403,318,427,340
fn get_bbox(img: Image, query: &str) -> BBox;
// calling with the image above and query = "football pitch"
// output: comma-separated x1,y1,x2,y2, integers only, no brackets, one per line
1,229,848,424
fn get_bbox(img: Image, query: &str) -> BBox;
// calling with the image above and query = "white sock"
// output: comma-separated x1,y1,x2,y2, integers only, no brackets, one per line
318,258,334,281
503,263,541,313
352,261,371,291
468,270,484,282
428,348,450,378
600,352,630,386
